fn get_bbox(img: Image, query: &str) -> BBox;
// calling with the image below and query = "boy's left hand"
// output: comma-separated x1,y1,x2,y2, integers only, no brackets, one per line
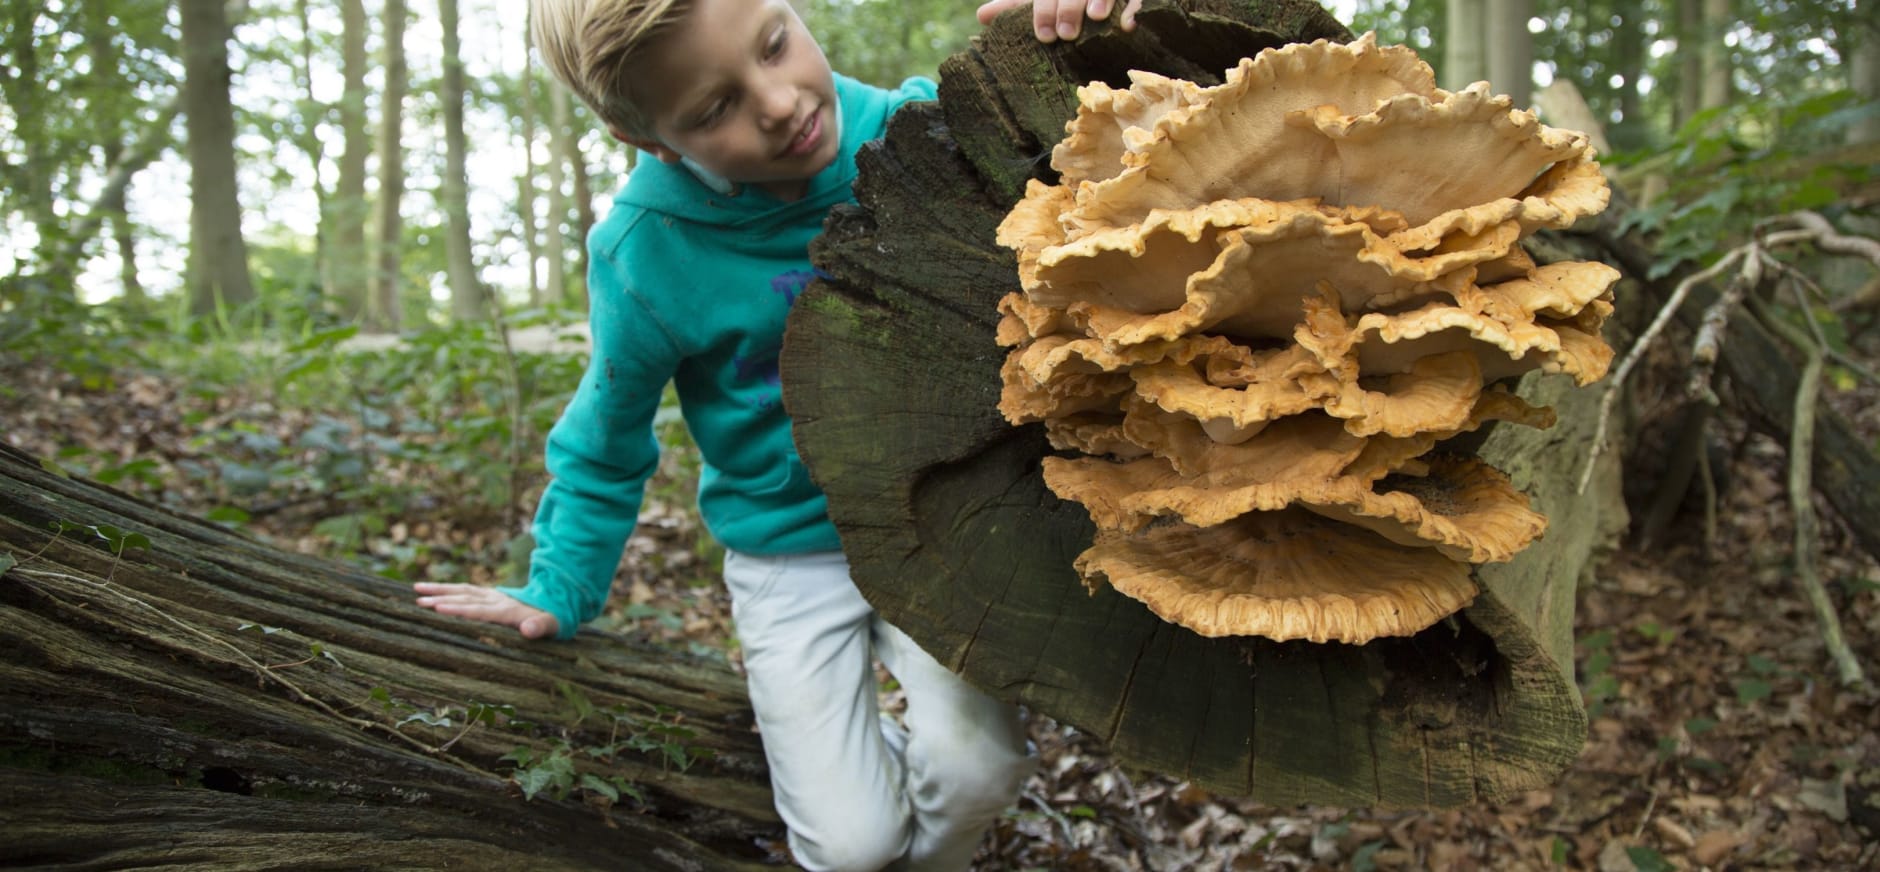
976,0,1142,44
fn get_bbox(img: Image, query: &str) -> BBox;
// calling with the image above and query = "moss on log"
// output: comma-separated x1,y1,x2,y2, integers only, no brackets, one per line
783,0,1624,807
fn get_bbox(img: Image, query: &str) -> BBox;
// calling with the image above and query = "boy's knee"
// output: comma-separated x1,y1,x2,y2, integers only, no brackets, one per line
911,731,1035,810
789,817,910,872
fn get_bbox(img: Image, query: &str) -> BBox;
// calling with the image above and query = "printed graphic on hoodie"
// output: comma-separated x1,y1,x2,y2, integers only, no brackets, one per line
732,268,821,410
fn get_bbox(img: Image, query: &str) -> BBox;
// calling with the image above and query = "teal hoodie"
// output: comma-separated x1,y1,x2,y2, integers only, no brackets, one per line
506,73,939,638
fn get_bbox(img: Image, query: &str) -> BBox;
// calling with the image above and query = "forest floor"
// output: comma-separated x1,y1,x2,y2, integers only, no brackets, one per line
3,348,1877,871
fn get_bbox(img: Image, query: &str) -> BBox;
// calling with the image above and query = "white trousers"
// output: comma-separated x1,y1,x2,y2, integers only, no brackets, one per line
722,550,1034,872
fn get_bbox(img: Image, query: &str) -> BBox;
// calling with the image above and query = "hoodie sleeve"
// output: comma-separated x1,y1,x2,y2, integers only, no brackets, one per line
894,75,939,109
501,227,677,639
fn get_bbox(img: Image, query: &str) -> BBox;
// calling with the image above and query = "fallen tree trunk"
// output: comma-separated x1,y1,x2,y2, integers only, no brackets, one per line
784,0,1626,808
0,442,781,870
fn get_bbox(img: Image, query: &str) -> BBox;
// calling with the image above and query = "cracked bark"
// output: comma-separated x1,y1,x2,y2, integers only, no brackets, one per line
0,443,781,870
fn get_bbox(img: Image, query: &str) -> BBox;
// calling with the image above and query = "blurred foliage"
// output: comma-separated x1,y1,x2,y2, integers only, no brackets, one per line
799,0,984,89
1615,91,1876,279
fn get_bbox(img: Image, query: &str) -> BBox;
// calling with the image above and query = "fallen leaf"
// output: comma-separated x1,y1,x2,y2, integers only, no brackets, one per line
1652,815,1696,849
1691,829,1740,867
1797,777,1849,822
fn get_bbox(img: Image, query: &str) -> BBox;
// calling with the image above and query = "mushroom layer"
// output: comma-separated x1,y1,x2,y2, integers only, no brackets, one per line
994,32,1616,644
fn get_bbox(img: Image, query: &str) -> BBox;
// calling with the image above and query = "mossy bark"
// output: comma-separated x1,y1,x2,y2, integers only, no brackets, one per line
0,443,780,870
783,0,1621,807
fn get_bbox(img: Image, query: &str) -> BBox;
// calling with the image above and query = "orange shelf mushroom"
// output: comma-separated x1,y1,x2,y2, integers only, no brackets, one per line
994,32,1615,644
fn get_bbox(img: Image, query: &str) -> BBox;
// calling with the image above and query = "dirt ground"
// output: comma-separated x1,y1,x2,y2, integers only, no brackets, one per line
4,355,1876,871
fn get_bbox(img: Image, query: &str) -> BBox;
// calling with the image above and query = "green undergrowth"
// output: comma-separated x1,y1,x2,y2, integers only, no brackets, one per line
4,290,708,606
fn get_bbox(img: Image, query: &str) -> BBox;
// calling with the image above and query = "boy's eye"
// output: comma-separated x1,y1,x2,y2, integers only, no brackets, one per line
696,99,730,127
764,26,787,59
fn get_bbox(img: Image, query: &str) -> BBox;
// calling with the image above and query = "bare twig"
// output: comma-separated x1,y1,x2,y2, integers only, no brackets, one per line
1686,244,1764,402
1576,218,1862,495
1579,248,1745,494
1753,292,1868,689
1632,784,1661,840
1781,265,1880,387
1786,210,1880,269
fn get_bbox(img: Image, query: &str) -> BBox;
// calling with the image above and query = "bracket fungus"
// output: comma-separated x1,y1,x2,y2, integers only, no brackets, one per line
994,33,1617,644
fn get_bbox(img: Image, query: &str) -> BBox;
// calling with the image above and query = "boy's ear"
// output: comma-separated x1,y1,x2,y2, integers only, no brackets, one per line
609,126,683,164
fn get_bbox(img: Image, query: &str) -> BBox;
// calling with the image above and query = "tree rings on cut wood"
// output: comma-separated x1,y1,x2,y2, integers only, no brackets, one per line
783,0,1615,806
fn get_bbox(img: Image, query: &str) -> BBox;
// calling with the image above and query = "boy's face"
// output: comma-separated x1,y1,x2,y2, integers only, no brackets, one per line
614,0,838,202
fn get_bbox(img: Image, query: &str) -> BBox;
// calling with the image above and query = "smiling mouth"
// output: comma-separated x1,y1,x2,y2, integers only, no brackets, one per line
781,108,823,158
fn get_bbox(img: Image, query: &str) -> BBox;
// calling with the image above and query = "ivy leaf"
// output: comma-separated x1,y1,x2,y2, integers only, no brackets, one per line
579,773,619,802
557,681,596,725
206,506,252,525
1734,677,1773,704
289,325,360,352
1626,845,1675,872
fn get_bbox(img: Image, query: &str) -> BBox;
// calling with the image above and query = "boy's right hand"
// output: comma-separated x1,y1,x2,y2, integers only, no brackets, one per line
975,0,1142,43
414,582,561,640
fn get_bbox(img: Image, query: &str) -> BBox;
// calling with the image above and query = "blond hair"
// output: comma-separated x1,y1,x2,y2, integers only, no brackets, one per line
532,0,692,137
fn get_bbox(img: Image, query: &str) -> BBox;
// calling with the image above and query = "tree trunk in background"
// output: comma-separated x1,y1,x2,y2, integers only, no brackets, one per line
1486,0,1533,109
1700,0,1732,110
85,3,143,302
518,9,544,307
294,0,332,303
180,0,255,317
1676,0,1703,128
1609,5,1648,150
331,0,372,324
784,0,1615,807
2,5,65,285
568,131,596,305
1849,17,1879,146
0,443,781,870
370,0,409,332
440,0,485,322
101,141,144,302
544,87,573,307
1442,0,1487,91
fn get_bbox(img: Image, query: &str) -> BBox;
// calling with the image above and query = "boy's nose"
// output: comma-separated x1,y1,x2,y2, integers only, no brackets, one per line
757,81,796,129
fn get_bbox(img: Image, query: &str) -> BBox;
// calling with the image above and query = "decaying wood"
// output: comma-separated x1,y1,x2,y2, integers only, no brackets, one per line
0,442,781,871
785,0,1620,808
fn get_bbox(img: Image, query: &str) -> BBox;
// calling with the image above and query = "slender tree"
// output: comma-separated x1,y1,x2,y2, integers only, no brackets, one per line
440,0,485,321
1676,0,1705,127
1848,12,1878,145
293,0,332,301
567,129,596,302
1487,0,1535,109
331,0,372,321
2,4,64,286
1700,0,1733,109
1442,0,1487,90
370,0,410,331
85,1,144,301
518,4,544,305
179,0,257,316
1609,4,1649,149
544,85,573,307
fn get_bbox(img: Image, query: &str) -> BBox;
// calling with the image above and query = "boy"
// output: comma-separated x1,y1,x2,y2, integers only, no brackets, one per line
417,0,1133,868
